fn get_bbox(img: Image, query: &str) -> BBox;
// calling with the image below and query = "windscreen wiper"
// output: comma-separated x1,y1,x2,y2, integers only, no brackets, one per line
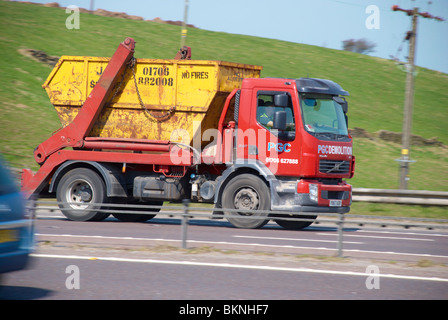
314,132,348,140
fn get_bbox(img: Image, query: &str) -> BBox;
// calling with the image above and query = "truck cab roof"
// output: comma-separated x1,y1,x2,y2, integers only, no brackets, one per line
244,77,349,96
295,77,349,96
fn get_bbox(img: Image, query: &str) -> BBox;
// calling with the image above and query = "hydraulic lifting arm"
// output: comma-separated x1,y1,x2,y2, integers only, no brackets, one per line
33,37,136,164
22,38,136,197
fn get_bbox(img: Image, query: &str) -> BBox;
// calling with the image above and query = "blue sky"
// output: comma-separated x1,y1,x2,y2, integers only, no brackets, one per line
25,0,448,73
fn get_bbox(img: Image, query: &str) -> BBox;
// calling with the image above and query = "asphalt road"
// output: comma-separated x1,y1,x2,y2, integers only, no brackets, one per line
1,208,447,300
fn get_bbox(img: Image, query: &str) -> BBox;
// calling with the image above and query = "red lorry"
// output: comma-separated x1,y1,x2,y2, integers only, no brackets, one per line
21,38,355,229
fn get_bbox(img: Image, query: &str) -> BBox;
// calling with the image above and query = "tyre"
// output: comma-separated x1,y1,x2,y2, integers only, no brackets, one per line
112,201,162,222
274,215,317,230
221,174,270,229
56,168,110,221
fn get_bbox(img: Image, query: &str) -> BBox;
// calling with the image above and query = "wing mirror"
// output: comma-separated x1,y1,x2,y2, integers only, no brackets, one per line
273,111,287,131
274,94,289,107
333,96,348,113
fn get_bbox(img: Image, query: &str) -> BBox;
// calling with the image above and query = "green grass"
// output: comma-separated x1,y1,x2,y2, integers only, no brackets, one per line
350,137,448,191
350,202,447,219
1,0,447,204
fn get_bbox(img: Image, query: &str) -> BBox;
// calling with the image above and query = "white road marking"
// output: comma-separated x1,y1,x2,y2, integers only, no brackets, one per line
341,248,448,259
36,233,338,251
36,233,448,259
233,235,363,244
31,253,448,283
355,229,448,238
316,233,434,241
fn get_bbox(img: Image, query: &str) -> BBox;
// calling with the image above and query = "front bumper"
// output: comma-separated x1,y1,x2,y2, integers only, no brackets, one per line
0,219,35,274
270,179,351,214
0,249,32,273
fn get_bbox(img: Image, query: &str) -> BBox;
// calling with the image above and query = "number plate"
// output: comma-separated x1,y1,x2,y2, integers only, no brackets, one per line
329,200,342,207
0,229,18,243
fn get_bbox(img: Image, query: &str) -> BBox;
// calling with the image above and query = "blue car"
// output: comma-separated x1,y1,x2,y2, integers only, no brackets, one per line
0,157,35,278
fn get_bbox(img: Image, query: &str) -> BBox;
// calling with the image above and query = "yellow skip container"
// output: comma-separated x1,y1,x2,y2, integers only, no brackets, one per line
43,56,262,146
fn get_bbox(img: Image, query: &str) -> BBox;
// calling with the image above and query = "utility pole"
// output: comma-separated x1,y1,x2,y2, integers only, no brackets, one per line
392,5,444,189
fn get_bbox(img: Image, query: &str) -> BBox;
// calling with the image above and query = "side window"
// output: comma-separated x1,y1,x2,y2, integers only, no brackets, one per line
256,92,295,133
256,94,275,129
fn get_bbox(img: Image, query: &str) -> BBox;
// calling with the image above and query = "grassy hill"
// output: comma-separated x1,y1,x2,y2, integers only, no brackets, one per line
1,0,447,195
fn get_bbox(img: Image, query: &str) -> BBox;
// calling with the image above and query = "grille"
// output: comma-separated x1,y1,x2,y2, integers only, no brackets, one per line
319,160,350,174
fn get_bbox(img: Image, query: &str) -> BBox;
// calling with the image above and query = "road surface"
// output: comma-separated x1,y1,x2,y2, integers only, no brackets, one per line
1,208,447,300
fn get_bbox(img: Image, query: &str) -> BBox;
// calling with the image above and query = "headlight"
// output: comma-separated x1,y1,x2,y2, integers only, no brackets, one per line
309,184,318,202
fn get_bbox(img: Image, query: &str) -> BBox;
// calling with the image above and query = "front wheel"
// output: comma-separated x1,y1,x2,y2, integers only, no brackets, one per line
221,174,270,229
56,168,109,221
274,215,317,230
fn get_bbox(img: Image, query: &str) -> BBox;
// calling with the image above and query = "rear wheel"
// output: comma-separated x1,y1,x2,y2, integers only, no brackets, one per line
56,168,109,221
222,174,270,229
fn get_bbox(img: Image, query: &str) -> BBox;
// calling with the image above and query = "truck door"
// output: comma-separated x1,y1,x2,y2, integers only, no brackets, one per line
254,90,299,176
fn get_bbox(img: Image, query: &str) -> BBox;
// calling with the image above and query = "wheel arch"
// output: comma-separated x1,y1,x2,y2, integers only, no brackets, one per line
49,161,127,197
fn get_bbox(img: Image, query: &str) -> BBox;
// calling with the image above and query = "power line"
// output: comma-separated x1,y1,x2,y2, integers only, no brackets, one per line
326,0,391,11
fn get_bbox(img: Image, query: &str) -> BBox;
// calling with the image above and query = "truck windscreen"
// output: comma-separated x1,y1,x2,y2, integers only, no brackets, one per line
300,94,349,141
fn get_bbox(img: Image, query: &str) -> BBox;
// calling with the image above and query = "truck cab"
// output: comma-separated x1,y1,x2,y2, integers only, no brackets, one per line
213,77,354,229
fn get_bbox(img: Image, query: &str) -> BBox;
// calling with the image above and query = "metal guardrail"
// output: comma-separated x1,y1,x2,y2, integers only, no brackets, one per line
28,199,448,258
10,168,448,205
352,188,448,206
